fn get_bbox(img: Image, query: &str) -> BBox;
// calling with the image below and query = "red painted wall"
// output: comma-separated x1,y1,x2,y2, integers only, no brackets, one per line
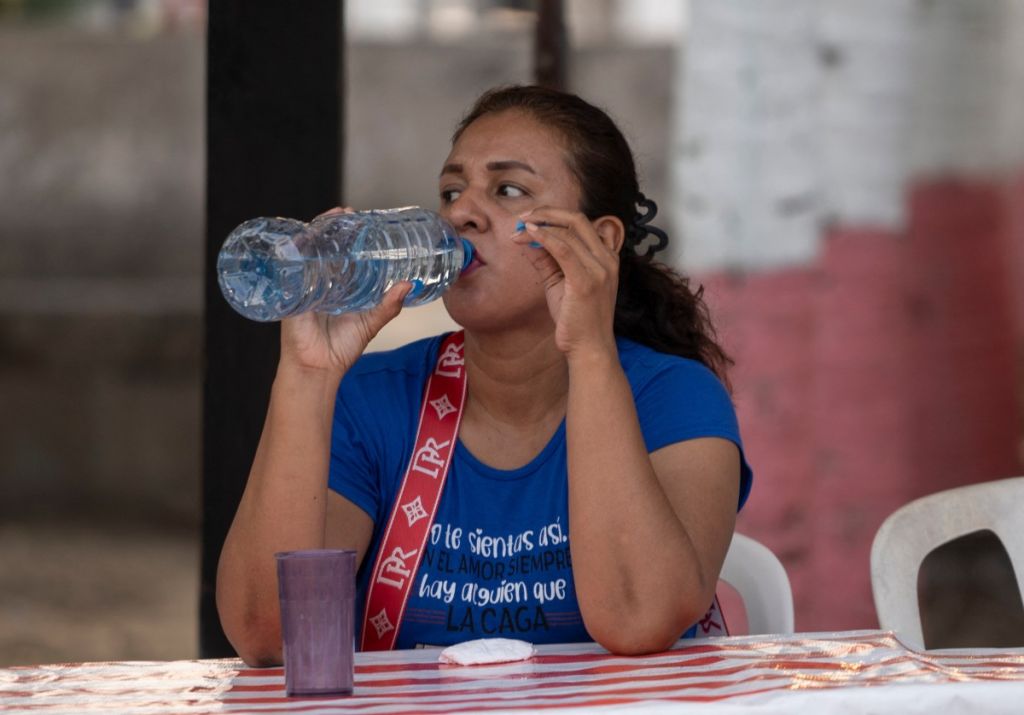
1005,172,1024,469
701,178,1023,631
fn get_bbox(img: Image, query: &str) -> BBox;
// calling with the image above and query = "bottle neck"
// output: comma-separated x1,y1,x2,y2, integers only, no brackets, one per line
460,238,475,272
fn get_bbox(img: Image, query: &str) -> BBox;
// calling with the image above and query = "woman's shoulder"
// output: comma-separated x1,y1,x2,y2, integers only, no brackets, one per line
338,333,450,408
615,335,726,390
346,333,449,380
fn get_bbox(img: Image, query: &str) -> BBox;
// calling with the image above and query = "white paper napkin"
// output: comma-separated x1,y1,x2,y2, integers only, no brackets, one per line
438,638,536,665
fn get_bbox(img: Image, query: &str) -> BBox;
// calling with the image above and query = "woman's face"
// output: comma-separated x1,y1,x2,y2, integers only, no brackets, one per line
439,109,583,332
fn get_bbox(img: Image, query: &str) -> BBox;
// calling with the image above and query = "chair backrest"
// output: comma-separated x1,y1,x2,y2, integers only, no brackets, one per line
719,532,795,635
870,476,1024,649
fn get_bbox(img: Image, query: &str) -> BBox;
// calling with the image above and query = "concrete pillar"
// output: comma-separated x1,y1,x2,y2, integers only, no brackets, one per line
901,0,1019,499
805,0,919,632
999,0,1024,426
669,0,821,626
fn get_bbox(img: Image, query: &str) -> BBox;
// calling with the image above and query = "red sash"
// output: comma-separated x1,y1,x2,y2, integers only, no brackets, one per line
359,330,727,649
360,331,468,651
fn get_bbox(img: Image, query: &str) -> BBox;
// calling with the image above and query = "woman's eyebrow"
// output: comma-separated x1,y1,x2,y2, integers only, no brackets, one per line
439,160,537,177
487,160,536,174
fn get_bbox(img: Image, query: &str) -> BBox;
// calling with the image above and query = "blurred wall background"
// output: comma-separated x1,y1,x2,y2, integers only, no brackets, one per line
0,0,1022,665
676,0,1024,636
0,0,685,665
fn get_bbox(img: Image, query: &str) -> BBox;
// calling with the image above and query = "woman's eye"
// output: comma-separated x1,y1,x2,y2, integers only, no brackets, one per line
441,188,462,204
497,184,526,199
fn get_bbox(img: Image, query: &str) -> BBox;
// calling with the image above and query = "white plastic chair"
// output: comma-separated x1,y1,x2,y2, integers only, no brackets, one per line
870,476,1024,649
719,532,795,635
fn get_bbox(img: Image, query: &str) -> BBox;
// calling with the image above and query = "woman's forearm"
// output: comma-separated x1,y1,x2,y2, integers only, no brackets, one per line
215,362,341,665
565,349,713,655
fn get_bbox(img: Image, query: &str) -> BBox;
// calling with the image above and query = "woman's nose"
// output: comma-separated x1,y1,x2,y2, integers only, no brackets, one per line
446,190,488,235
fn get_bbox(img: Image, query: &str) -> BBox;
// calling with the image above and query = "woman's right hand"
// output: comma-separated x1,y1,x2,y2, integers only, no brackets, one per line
278,207,412,376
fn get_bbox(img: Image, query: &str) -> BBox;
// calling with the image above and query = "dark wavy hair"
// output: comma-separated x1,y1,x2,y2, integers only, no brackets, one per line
453,85,732,384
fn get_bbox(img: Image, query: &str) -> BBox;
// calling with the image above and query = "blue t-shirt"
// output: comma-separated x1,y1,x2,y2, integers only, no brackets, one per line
329,333,753,649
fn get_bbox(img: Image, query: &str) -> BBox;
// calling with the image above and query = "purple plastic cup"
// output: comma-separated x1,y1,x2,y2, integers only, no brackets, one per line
275,549,356,697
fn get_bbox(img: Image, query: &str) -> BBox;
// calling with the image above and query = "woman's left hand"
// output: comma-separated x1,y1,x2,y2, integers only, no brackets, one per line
512,207,620,359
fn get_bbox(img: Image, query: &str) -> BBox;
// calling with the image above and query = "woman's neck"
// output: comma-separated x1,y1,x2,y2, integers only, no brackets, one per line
462,326,568,430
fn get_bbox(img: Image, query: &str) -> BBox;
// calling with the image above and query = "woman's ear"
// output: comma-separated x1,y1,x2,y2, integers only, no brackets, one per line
593,215,626,254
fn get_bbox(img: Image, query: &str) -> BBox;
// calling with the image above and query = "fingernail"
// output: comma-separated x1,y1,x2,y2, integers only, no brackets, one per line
515,220,526,233
529,241,542,249
409,279,423,297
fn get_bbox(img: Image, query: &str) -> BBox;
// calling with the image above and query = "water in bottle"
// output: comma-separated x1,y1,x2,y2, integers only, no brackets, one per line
217,207,474,322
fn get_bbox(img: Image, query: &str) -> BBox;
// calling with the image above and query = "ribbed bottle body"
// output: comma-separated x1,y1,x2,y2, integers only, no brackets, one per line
217,208,469,322
310,207,465,314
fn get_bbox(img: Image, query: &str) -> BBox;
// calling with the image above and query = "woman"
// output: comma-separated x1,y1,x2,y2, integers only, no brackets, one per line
216,85,753,665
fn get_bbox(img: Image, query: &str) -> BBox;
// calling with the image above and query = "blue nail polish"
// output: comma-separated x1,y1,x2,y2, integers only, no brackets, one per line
515,220,526,232
529,241,542,248
409,279,424,297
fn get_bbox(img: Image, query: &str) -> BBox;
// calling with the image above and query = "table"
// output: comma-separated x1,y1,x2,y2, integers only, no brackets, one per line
2,630,1023,714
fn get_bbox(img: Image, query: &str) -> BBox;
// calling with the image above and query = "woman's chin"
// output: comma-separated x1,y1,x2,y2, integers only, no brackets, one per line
441,297,496,332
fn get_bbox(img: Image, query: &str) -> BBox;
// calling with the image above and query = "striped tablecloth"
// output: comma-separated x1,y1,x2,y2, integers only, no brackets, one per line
3,631,1024,714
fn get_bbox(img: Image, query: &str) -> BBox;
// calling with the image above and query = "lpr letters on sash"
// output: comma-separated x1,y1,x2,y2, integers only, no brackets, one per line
376,546,419,589
411,438,451,479
435,342,464,378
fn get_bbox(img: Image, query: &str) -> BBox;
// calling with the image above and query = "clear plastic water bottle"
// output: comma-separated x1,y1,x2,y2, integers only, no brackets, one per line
217,206,474,322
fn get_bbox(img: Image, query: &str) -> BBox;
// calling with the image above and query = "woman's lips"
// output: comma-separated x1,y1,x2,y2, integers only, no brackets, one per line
461,253,485,277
